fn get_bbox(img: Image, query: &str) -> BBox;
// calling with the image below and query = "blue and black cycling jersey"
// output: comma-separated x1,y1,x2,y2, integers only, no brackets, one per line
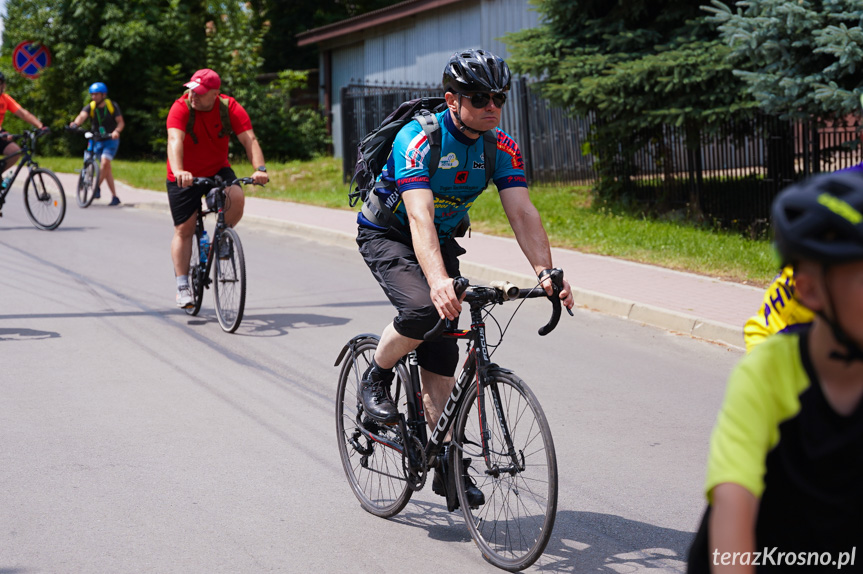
357,110,527,241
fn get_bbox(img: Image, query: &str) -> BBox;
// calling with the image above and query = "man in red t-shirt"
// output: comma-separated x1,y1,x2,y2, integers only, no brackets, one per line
166,68,268,308
0,70,46,174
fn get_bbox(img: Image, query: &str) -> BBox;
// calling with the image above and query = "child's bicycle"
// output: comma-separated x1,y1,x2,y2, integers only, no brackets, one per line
334,270,570,571
65,125,113,208
0,127,66,231
184,175,253,333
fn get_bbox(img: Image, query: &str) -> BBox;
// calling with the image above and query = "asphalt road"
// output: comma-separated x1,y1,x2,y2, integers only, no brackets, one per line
0,192,742,573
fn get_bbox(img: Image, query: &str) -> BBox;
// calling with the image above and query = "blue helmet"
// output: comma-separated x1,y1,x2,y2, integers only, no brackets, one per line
89,82,108,94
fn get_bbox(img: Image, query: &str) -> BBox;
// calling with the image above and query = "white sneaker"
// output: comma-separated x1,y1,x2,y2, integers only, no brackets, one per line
176,286,194,308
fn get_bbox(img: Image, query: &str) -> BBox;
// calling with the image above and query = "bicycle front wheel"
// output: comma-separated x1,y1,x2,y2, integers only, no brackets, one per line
24,168,66,231
453,370,558,572
335,336,413,518
185,231,204,316
212,227,245,333
77,160,99,208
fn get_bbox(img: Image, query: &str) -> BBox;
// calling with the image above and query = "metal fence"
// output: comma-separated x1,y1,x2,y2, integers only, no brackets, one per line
340,81,863,227
340,79,598,184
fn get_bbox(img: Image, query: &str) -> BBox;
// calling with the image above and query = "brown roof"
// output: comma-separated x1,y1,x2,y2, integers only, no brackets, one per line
296,0,464,46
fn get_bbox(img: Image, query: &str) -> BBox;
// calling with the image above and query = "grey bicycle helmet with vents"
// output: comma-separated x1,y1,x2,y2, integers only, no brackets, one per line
772,170,863,267
442,49,511,94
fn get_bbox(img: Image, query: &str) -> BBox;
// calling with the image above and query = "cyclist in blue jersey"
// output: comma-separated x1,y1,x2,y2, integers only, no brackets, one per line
356,49,574,509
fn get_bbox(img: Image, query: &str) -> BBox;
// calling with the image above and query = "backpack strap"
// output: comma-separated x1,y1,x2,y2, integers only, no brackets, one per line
184,92,198,144
217,96,233,139
415,110,442,178
89,99,117,132
483,128,497,186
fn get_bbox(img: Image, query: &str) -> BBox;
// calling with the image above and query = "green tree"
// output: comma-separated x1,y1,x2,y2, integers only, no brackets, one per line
0,0,329,160
506,0,754,212
206,2,329,159
1,0,207,156
705,0,863,119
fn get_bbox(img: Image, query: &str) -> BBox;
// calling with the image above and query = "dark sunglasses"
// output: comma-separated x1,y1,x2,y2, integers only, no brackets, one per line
461,92,507,108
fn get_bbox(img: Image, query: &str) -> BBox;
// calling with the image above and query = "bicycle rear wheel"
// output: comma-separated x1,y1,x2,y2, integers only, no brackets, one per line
185,229,204,316
23,168,66,231
453,370,558,572
212,227,245,333
335,336,413,518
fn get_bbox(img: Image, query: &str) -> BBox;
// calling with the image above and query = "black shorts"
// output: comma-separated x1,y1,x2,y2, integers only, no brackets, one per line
166,166,236,226
357,225,466,377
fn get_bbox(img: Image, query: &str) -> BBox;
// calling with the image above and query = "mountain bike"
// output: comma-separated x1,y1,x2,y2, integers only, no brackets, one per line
184,176,251,333
335,270,570,571
65,125,113,208
0,127,66,231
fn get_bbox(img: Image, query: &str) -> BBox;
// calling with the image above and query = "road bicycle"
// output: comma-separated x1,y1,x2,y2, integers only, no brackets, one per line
184,176,252,333
65,125,113,208
0,127,66,231
335,269,570,571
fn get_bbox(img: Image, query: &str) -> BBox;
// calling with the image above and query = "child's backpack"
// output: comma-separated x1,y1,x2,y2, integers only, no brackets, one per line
349,96,497,232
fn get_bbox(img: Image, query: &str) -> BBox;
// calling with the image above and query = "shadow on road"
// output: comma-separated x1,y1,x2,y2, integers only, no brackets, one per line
390,502,694,572
0,327,60,341
184,311,351,337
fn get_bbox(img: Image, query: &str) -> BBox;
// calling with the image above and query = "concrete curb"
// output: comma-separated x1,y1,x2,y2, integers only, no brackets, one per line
129,200,745,350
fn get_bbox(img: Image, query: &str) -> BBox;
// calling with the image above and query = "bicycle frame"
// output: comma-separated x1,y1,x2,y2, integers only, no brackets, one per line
193,184,231,289
0,141,35,203
345,299,516,474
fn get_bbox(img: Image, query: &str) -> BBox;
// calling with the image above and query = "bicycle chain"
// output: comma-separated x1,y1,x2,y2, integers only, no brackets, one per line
402,434,427,491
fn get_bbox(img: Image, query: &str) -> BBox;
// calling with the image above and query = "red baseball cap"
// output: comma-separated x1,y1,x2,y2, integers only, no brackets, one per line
184,69,221,94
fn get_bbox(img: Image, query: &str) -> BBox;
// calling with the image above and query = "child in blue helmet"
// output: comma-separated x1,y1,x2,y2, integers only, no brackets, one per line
69,82,125,205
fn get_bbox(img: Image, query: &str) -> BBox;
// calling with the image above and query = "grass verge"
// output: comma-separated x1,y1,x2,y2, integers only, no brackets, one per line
39,155,775,285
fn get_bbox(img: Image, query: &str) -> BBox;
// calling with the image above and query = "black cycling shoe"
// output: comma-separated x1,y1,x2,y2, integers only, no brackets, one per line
359,365,398,423
433,447,485,511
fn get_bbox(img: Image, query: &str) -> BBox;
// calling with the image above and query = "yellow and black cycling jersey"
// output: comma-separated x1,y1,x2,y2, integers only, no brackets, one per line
743,265,814,353
688,326,863,570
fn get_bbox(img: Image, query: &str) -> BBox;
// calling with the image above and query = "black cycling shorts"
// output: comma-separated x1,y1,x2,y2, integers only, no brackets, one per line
357,225,466,377
166,166,236,226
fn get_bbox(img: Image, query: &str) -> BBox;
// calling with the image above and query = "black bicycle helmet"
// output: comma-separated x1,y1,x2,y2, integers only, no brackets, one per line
0,71,6,84
442,49,511,94
772,170,863,267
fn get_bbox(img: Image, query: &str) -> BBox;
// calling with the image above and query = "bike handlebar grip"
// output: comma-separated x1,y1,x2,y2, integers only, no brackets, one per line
423,276,470,341
538,268,564,336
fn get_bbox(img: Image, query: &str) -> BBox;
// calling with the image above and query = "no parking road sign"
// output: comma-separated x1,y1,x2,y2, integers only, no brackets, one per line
13,41,52,78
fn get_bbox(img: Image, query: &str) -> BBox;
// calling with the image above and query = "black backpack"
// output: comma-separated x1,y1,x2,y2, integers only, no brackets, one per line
349,96,497,233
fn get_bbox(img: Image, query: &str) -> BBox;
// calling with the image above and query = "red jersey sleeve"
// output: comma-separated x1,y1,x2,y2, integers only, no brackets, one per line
3,94,21,114
227,98,253,135
166,97,190,131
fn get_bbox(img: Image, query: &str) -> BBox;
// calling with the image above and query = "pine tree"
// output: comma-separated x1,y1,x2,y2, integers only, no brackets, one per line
705,0,863,118
506,0,754,211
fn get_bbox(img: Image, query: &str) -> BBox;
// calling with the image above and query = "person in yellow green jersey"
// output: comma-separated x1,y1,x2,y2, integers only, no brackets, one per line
743,265,815,352
688,170,863,573
743,163,863,352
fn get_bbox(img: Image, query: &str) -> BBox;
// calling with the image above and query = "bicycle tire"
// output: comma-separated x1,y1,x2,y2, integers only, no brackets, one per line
335,336,413,518
23,168,66,231
453,370,558,572
76,160,99,208
185,229,204,316
212,227,246,333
